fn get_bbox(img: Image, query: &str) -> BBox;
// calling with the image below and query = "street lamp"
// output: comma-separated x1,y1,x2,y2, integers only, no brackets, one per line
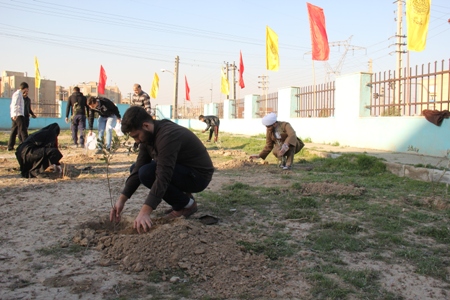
161,55,180,120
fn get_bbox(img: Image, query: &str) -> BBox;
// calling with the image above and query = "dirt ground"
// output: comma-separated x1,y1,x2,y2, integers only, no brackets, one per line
0,146,448,299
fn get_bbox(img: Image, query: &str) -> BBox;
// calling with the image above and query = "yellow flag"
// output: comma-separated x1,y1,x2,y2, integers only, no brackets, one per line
221,68,229,95
406,0,431,52
34,56,41,88
150,72,159,99
266,26,279,71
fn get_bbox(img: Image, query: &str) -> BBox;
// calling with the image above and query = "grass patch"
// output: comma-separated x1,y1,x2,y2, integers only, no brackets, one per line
237,232,296,260
315,153,387,176
307,230,368,252
307,273,352,299
287,196,319,209
285,209,320,222
415,226,450,244
320,221,363,234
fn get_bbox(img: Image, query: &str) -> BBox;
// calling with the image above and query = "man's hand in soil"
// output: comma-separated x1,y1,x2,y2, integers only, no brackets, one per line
134,204,153,234
110,195,127,223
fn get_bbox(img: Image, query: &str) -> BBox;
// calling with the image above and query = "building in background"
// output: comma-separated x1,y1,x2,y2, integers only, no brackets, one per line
1,71,122,117
67,81,122,103
1,71,58,117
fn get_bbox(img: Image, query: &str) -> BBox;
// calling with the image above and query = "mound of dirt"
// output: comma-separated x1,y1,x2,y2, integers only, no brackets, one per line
73,217,305,299
214,159,259,170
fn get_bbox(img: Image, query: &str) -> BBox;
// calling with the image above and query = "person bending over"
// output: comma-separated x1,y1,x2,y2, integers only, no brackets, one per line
87,96,121,153
199,115,220,142
249,112,304,170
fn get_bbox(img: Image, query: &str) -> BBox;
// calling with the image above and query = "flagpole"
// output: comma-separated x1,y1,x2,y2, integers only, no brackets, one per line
312,61,316,117
35,86,38,113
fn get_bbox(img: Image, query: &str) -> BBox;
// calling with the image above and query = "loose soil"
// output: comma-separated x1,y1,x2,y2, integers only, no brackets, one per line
0,146,448,299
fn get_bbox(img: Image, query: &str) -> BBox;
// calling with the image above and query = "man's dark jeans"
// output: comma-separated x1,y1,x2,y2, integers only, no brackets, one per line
8,116,28,150
71,114,86,146
135,161,211,210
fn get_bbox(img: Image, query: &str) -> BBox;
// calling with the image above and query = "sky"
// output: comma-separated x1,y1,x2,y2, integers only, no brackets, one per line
0,0,449,106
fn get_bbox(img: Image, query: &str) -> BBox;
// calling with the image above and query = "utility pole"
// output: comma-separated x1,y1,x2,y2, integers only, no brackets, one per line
396,0,405,78
229,62,237,100
389,1,406,106
173,55,180,119
210,82,213,103
258,75,269,115
223,61,230,100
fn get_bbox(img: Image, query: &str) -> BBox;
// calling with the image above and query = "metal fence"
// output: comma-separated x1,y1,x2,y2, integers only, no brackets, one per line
34,100,60,118
177,104,203,119
367,59,450,116
256,92,278,117
232,98,244,119
217,102,224,119
295,82,335,118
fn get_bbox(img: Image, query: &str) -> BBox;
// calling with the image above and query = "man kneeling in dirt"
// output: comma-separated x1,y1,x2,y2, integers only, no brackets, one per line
249,112,304,170
110,106,215,233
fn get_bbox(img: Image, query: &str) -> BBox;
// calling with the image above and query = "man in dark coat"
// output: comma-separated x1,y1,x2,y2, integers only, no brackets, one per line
199,115,220,142
65,87,88,148
87,96,122,153
23,90,36,131
15,123,63,178
110,106,214,234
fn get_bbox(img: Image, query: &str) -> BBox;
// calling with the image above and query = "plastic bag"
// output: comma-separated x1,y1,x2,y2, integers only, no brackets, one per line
85,133,97,150
114,122,124,137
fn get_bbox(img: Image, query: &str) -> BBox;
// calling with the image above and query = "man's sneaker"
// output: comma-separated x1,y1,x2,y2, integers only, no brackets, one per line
164,193,194,215
164,200,198,220
206,140,211,142
283,165,292,170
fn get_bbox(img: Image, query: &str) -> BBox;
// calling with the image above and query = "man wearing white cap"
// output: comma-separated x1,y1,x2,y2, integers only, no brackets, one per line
249,112,304,170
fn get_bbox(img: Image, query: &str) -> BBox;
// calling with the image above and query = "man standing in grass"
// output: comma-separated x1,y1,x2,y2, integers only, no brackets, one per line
110,106,214,234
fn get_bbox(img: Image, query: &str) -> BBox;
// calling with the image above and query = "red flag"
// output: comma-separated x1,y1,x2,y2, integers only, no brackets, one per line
98,65,107,95
307,3,329,61
239,50,245,89
185,76,190,101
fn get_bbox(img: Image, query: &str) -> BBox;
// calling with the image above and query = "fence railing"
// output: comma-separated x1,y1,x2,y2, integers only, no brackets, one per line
232,98,244,119
34,100,60,118
217,102,224,119
176,105,203,119
295,82,335,118
256,92,278,117
367,59,450,116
